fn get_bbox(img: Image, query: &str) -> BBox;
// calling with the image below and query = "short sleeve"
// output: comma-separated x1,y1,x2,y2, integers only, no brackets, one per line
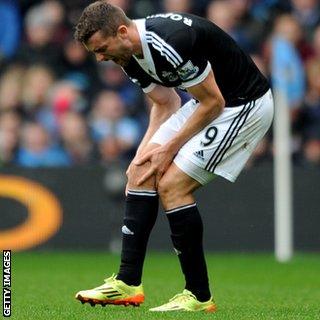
122,60,156,93
167,28,211,87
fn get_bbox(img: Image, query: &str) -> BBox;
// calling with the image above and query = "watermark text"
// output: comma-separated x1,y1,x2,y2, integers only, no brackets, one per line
3,250,11,317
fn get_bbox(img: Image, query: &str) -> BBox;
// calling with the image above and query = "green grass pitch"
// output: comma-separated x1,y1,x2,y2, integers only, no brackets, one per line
9,252,320,319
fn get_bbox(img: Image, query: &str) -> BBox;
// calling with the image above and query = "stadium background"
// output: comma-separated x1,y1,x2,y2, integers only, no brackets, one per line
0,0,320,250
0,1,319,319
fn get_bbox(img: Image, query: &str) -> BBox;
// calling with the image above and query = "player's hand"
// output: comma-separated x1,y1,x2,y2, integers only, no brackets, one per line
125,156,139,195
134,145,176,187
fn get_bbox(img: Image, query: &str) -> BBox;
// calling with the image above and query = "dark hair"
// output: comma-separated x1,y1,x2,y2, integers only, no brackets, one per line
74,1,131,43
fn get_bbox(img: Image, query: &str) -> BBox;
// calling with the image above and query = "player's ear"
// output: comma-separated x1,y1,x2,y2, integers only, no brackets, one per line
117,25,129,39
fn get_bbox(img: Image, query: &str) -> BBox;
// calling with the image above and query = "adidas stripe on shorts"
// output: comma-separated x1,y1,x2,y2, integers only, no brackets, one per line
150,89,274,185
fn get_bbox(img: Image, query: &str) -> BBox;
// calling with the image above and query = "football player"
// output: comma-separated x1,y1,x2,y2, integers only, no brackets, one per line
74,1,273,312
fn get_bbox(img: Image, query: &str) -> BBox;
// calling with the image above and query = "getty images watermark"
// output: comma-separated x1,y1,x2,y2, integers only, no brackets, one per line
3,250,11,317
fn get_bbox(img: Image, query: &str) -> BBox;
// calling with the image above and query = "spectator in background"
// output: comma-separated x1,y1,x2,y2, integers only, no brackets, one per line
206,0,254,52
206,1,236,32
0,111,21,165
59,111,97,164
271,14,306,110
0,65,24,113
15,122,70,167
250,0,289,23
0,0,21,68
48,80,87,122
228,0,266,52
21,64,55,119
162,0,193,13
299,25,320,166
41,0,68,45
0,0,319,168
290,0,320,42
90,90,140,163
271,14,306,160
98,61,146,118
99,136,127,163
33,78,87,140
15,2,61,68
57,37,100,99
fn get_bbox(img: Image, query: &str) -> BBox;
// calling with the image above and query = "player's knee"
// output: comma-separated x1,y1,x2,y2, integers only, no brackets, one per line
127,162,155,189
126,163,141,187
158,175,177,201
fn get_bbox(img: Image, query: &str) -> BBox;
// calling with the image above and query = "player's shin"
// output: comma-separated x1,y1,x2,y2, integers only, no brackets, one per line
116,190,159,285
166,203,211,302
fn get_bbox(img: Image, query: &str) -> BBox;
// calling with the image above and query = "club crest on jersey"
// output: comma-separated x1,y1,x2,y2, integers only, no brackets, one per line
177,60,199,81
162,70,179,82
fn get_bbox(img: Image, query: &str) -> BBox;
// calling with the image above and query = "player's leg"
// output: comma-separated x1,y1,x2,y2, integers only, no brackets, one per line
116,143,161,286
148,91,274,312
150,162,217,312
76,143,160,306
158,164,211,304
146,98,217,311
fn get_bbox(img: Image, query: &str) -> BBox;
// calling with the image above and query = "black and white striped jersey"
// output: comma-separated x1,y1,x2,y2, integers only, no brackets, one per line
123,13,269,107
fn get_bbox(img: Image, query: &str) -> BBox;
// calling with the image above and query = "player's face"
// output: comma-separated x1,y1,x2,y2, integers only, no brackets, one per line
86,28,133,67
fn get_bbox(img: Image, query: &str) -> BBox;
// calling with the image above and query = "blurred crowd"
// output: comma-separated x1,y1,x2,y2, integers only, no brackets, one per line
0,0,320,168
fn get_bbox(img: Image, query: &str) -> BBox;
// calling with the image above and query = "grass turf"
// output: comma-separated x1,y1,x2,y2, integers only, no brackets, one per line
8,252,320,319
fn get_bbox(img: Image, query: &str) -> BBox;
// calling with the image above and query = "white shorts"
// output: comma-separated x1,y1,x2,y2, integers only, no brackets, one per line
150,89,274,185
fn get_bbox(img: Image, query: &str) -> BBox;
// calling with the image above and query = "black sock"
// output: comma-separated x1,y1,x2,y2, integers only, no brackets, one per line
166,203,211,302
116,190,158,286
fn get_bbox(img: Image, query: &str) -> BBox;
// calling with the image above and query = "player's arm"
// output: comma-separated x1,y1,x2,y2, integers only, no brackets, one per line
166,69,225,153
135,85,181,157
125,85,180,193
135,70,225,185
